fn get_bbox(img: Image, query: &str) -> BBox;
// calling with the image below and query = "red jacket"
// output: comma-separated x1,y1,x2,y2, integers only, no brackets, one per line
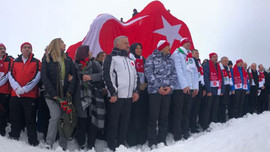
0,54,13,95
9,53,41,98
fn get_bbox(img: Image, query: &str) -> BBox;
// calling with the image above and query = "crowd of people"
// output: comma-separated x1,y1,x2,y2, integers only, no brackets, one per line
0,36,269,151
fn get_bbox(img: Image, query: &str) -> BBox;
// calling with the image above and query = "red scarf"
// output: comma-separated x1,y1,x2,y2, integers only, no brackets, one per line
198,59,204,75
259,71,265,88
219,62,232,86
135,58,144,73
209,60,222,94
186,52,193,62
233,65,248,90
248,69,253,80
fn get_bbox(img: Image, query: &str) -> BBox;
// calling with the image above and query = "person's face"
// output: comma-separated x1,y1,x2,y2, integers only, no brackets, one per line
88,51,92,59
162,45,171,55
21,44,32,58
211,55,218,63
97,53,106,62
182,42,191,50
192,50,199,59
60,40,66,52
116,38,130,52
135,45,142,56
251,63,257,71
259,64,264,71
0,46,6,57
237,61,243,67
229,65,232,69
221,58,229,66
243,62,247,69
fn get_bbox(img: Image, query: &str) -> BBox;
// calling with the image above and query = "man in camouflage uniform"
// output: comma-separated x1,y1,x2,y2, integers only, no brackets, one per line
145,40,177,147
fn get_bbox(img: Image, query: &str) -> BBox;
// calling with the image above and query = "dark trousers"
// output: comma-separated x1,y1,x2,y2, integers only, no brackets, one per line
243,94,249,115
257,89,268,114
218,85,230,123
248,86,258,114
147,94,170,146
76,115,98,148
170,90,184,141
9,97,38,145
106,98,132,151
190,84,203,132
36,93,50,139
127,91,148,146
201,95,219,130
231,90,246,118
0,94,10,136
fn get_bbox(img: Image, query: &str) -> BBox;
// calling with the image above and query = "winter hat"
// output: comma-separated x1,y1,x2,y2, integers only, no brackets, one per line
228,60,233,66
157,40,170,51
180,37,191,46
209,52,217,59
236,59,243,65
21,42,32,50
0,43,6,50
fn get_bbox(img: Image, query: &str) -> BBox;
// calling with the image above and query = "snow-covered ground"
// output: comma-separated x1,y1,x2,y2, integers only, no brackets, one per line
1,112,270,152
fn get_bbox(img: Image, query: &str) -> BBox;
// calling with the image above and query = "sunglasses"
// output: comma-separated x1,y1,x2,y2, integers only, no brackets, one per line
0,48,5,50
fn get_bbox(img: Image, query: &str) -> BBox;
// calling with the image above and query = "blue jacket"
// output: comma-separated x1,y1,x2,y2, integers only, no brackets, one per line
203,61,224,95
145,50,177,94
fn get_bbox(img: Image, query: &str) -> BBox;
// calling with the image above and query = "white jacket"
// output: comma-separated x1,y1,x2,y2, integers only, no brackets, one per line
103,49,139,98
171,47,199,90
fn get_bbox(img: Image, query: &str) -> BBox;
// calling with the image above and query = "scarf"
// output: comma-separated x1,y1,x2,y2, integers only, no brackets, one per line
194,58,204,85
233,65,248,90
0,55,6,78
76,58,93,110
219,62,233,86
259,71,265,88
75,60,105,129
209,60,222,95
178,47,196,72
197,59,204,76
129,53,145,84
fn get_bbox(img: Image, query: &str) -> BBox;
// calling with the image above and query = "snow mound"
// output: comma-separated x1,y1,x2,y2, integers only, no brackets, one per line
0,112,270,152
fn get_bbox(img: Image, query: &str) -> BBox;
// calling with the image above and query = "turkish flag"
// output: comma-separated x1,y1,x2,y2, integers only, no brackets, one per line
66,1,194,60
135,59,144,73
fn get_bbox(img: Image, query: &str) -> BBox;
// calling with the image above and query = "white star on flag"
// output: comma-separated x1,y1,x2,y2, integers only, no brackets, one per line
154,16,183,46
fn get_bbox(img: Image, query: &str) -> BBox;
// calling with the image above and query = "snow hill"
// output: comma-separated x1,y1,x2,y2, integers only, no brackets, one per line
0,112,270,152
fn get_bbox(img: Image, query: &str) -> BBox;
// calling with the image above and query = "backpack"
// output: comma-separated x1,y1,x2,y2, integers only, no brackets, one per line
58,96,78,141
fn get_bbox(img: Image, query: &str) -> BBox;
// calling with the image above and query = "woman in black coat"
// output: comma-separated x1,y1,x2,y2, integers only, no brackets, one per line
41,38,76,150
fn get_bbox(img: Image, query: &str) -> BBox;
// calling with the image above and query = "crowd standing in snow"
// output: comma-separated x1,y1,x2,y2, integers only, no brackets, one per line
0,36,270,151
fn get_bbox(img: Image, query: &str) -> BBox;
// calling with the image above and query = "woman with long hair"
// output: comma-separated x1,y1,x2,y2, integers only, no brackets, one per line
73,45,105,150
41,38,76,149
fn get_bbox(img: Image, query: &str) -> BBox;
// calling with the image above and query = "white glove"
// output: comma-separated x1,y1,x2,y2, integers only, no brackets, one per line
15,87,25,97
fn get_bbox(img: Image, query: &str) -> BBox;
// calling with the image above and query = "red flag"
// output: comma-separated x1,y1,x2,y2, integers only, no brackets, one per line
66,1,194,59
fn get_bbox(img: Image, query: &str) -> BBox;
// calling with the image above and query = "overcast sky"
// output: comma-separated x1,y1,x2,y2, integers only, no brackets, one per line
1,0,270,69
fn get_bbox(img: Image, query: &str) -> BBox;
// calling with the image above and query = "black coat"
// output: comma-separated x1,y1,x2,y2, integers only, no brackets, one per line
264,71,270,93
248,69,259,89
41,54,76,98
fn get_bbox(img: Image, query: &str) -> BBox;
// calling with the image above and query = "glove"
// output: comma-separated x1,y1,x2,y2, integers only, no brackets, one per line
15,87,24,97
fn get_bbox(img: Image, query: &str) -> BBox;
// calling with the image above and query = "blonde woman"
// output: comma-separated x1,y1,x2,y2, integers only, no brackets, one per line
41,38,76,150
